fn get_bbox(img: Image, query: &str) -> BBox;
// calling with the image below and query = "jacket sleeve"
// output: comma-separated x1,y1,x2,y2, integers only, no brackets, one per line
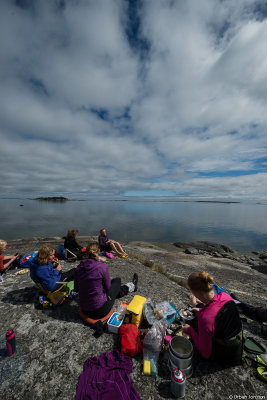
101,264,111,292
39,263,61,292
187,312,214,359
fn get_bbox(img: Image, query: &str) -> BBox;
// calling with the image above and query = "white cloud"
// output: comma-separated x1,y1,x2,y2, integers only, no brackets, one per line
0,0,267,200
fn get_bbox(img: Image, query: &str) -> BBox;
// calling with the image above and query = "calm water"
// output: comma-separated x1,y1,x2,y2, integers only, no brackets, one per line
0,198,267,253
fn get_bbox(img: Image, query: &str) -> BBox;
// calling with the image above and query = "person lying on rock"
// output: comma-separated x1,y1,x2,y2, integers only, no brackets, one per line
0,240,20,274
29,246,75,292
64,229,85,260
74,242,138,319
230,293,267,323
98,228,128,258
182,271,243,365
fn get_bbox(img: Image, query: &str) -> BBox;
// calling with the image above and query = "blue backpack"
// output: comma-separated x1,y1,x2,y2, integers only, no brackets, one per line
57,245,65,258
20,251,38,267
213,284,230,295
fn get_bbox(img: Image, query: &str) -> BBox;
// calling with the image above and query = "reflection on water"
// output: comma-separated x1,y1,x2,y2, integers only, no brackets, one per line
0,198,266,252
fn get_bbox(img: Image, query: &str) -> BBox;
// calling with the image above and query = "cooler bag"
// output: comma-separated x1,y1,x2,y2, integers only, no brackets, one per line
124,295,147,327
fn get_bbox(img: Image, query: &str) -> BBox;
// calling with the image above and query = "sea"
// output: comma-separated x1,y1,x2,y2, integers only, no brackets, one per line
0,197,267,254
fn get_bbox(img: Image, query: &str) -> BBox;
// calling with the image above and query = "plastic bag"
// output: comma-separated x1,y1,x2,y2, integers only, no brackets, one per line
143,298,157,326
143,318,168,353
143,319,168,376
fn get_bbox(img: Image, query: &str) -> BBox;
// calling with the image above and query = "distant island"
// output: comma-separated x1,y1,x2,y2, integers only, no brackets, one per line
34,196,69,201
194,200,240,204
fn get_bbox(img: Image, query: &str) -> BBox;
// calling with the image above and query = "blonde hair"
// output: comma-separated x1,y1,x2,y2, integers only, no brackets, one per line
187,271,214,293
0,240,7,252
86,242,99,260
37,246,53,265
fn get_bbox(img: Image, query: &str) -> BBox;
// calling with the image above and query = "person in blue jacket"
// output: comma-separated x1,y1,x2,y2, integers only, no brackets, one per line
30,246,74,291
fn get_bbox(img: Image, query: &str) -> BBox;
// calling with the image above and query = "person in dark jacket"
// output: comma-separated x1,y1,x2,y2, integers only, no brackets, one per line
230,293,267,323
64,229,84,260
74,242,138,319
98,228,128,258
29,246,75,291
182,271,243,365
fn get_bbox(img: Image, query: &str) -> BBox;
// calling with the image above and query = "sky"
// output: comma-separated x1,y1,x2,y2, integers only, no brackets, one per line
1,0,267,201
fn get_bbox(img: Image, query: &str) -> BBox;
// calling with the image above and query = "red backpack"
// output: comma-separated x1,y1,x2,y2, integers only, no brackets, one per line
118,324,143,357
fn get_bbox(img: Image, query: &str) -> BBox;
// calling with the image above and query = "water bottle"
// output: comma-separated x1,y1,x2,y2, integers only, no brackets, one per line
6,329,16,356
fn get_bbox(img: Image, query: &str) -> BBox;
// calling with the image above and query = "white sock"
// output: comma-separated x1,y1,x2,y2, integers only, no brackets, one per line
126,282,135,293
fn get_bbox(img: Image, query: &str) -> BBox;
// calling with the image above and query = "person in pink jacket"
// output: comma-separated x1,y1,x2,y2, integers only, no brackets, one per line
182,271,243,365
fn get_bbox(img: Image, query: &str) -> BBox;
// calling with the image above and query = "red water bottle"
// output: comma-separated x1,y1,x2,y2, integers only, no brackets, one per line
6,329,16,356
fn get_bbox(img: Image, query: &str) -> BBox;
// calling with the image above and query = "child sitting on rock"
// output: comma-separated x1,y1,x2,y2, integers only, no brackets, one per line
0,240,20,275
29,246,75,292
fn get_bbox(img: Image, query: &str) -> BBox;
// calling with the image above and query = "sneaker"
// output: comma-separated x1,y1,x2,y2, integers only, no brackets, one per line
0,274,3,284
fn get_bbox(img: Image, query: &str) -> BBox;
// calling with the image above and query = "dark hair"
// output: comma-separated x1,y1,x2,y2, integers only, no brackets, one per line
187,271,214,293
67,229,79,238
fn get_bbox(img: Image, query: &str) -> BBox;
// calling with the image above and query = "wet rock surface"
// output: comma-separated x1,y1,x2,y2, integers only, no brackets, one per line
0,237,267,400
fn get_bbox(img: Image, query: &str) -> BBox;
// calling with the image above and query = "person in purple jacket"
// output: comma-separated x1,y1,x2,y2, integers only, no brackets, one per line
74,242,138,319
98,228,128,258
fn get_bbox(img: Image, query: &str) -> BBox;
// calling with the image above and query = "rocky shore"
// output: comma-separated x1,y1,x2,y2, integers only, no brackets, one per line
0,237,267,400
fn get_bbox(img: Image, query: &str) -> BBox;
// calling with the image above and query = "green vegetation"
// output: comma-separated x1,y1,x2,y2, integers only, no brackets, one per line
128,251,189,289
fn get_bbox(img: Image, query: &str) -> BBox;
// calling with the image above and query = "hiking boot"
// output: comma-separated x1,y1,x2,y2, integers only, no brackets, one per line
230,292,240,302
132,273,138,292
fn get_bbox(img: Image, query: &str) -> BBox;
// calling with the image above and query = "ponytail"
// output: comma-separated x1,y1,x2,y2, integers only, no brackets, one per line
187,271,214,293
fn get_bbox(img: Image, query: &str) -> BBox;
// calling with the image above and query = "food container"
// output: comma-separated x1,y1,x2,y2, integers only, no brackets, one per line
169,336,193,371
107,312,124,333
179,309,196,323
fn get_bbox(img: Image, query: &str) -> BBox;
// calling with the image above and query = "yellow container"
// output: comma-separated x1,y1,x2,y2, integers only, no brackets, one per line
143,360,151,375
124,295,147,327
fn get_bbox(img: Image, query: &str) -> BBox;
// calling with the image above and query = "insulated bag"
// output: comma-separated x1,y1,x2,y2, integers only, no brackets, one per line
124,295,146,327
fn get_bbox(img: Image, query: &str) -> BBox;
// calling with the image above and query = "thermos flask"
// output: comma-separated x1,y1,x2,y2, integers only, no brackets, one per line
6,329,16,356
170,368,186,398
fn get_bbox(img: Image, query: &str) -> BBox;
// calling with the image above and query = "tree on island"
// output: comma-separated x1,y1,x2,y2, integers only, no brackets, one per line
34,196,68,201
